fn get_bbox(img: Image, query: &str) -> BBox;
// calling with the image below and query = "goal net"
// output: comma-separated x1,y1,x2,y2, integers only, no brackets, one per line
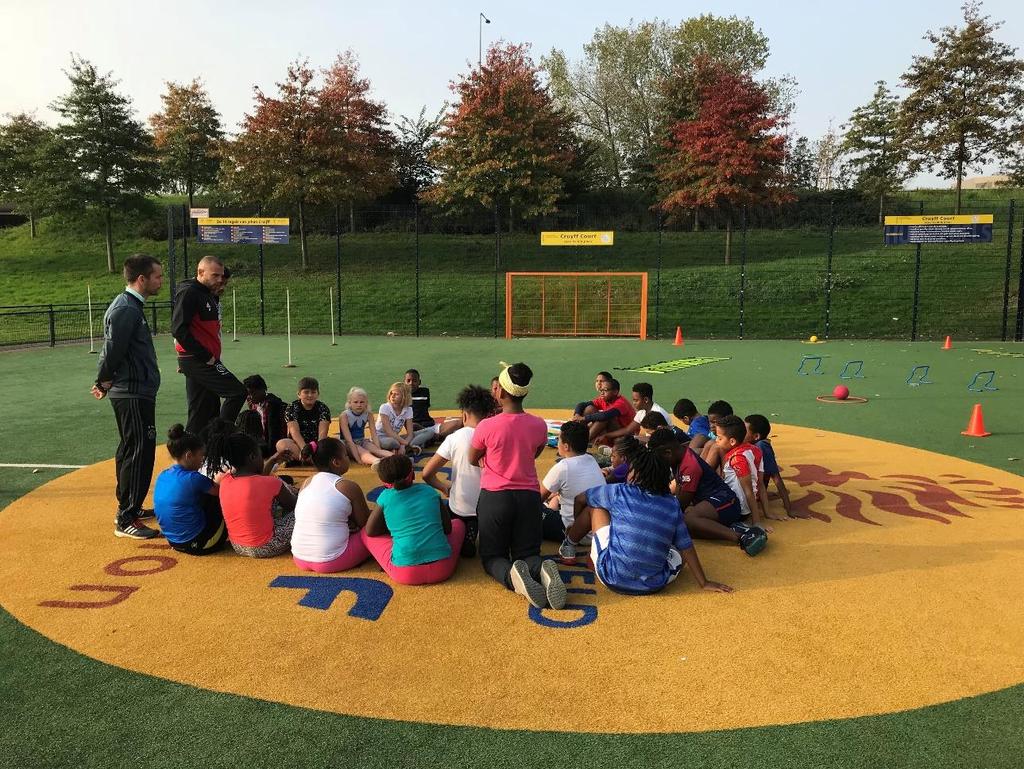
505,272,648,339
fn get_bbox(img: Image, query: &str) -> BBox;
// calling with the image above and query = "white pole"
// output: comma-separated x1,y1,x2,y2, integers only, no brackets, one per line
329,286,337,346
87,285,97,354
232,288,238,342
283,288,296,367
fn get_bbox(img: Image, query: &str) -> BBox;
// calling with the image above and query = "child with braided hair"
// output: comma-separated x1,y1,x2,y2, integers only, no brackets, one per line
560,435,733,595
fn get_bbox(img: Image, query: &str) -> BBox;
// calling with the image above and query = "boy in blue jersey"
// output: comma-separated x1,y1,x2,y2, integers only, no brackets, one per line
673,398,712,450
648,428,768,557
559,436,733,595
744,414,801,519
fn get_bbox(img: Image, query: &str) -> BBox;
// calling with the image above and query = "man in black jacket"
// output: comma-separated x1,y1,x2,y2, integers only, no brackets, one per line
171,255,246,435
92,255,164,540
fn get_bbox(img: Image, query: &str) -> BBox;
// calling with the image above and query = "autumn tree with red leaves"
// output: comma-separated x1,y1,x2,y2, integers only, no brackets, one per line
426,43,575,226
221,54,393,266
657,61,791,262
150,79,223,210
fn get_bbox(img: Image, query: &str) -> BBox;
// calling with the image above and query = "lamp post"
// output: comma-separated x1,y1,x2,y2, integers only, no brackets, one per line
479,12,490,67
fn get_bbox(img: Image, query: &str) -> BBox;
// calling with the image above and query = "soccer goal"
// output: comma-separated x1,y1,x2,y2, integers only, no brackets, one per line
505,272,648,340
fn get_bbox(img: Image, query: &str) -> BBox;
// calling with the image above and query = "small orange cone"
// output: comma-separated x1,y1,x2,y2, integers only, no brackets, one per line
961,403,991,437
942,335,953,350
673,326,684,346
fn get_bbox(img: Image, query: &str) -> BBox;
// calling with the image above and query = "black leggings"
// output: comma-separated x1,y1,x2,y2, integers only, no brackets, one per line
476,489,543,589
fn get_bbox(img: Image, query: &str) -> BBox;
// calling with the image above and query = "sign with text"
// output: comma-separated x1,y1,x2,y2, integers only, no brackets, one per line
540,231,614,246
197,217,290,245
189,207,210,219
884,214,993,245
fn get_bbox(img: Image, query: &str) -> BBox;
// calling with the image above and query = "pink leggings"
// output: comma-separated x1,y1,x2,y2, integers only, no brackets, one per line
293,532,372,573
361,519,465,586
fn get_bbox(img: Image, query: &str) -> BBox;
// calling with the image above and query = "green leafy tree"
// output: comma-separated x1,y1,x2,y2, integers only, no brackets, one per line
394,106,445,200
426,42,575,226
842,81,908,223
898,2,1024,213
149,79,223,209
51,56,159,272
786,135,817,190
0,114,58,237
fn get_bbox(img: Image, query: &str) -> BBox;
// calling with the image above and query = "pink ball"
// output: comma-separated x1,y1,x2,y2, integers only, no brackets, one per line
833,384,850,400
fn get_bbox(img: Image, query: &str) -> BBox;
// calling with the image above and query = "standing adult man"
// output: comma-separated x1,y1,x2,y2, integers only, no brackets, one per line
171,255,246,435
92,254,164,540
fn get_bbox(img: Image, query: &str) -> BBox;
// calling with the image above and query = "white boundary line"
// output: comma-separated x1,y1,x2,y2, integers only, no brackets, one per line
0,463,87,469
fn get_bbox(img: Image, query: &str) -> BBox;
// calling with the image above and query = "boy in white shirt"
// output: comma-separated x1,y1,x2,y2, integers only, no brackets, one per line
422,384,498,557
539,420,606,543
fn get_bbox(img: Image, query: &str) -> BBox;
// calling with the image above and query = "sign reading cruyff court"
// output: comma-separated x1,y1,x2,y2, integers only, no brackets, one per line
197,217,291,245
540,231,615,246
883,214,993,245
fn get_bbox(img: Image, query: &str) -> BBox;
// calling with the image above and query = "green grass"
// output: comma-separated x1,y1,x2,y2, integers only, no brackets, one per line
1,336,1023,767
1,192,1022,343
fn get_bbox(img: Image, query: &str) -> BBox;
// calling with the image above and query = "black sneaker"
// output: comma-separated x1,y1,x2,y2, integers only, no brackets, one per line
136,508,156,520
539,560,567,610
114,519,160,540
737,527,767,556
510,560,548,608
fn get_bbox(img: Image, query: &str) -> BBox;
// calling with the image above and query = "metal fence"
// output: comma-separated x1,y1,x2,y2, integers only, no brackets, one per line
2,198,1022,347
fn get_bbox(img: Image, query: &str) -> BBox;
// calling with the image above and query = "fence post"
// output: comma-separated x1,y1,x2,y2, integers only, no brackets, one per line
493,202,500,338
738,207,747,340
335,203,342,336
655,213,663,340
1001,199,1015,341
1016,216,1024,342
415,202,421,338
48,304,55,347
181,204,189,276
167,205,176,298
258,203,266,336
151,303,157,334
911,200,924,341
824,202,835,339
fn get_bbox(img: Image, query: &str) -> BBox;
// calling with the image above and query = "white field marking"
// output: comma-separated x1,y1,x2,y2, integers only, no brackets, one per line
0,463,87,469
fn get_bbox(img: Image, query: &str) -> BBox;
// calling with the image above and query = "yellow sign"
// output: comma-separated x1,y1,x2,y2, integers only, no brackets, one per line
884,214,993,225
196,217,290,226
540,231,614,246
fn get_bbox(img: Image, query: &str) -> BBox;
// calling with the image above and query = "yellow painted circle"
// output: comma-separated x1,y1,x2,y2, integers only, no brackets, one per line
2,412,1024,734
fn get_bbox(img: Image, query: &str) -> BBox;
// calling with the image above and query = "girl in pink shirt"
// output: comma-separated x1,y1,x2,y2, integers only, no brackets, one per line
469,363,566,611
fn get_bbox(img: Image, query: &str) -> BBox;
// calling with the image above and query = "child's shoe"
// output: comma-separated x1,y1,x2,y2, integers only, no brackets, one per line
510,560,547,608
737,527,768,556
558,537,578,562
539,560,567,610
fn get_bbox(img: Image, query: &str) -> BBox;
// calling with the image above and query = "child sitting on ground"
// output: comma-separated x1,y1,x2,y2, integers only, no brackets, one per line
219,433,298,558
291,438,372,574
539,421,606,543
603,443,630,484
243,374,288,448
285,377,331,458
339,387,393,466
152,424,227,556
421,384,496,558
700,399,735,471
572,377,636,445
559,436,733,595
235,410,297,474
673,398,712,450
716,415,785,527
602,382,673,442
405,369,462,443
647,428,767,556
377,382,435,455
362,455,465,586
744,414,800,519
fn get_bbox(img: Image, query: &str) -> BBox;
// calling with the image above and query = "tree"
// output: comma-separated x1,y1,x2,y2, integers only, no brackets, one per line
394,107,445,200
0,114,57,237
842,81,908,223
51,56,159,272
657,60,791,262
814,123,846,191
149,79,223,209
426,43,575,226
221,54,394,266
786,135,818,190
898,2,1024,213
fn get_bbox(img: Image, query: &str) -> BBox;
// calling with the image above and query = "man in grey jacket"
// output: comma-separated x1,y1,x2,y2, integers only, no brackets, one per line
92,254,164,539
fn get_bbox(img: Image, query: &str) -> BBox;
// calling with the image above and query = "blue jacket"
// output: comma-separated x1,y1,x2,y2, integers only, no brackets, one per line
96,291,161,401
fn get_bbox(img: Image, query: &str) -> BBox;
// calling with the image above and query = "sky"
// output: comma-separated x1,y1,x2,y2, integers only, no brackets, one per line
2,0,1022,188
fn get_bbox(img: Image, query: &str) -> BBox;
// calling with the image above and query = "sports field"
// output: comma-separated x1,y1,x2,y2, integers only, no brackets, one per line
1,335,1023,768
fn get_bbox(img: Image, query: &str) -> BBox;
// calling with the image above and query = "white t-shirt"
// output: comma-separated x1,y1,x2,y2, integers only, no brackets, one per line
435,426,481,517
291,471,353,562
377,402,413,436
633,402,672,426
542,453,606,528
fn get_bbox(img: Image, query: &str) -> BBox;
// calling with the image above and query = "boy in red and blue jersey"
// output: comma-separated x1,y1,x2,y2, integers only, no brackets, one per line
744,414,800,519
716,415,788,527
648,429,767,557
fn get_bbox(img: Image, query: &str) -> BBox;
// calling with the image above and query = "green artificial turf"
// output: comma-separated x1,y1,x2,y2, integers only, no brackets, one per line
1,335,1023,768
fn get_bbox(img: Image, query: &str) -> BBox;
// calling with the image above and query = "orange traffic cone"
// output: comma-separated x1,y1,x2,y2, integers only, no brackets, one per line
942,335,953,350
673,326,684,346
961,403,991,437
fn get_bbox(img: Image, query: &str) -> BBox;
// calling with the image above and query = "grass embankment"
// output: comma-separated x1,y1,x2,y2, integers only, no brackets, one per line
1,191,1020,342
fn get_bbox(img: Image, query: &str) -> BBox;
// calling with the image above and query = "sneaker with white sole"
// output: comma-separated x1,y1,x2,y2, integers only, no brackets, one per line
737,527,768,556
114,519,160,540
558,537,578,561
510,560,547,608
540,560,567,610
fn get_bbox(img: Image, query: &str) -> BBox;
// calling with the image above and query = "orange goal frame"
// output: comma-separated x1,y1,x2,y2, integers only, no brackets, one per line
505,272,648,340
